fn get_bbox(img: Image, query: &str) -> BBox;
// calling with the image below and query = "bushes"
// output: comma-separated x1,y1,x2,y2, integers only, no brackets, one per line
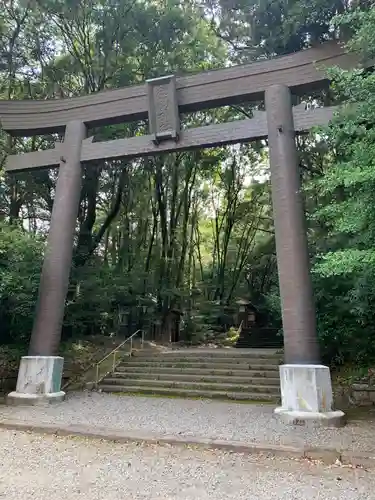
0,223,138,344
0,225,121,345
314,272,375,367
0,224,43,345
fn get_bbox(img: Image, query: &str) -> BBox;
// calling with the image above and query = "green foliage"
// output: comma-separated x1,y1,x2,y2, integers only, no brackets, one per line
310,5,375,365
222,326,240,346
205,0,347,60
334,4,375,60
0,224,43,344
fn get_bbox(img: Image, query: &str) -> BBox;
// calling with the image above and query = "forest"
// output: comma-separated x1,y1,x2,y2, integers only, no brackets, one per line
0,0,374,370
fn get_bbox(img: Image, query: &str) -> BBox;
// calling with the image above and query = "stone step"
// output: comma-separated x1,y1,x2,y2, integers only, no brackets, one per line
119,361,280,371
98,347,282,403
102,377,281,394
98,384,279,402
132,350,281,360
235,341,282,348
129,358,280,367
111,371,280,386
115,366,279,378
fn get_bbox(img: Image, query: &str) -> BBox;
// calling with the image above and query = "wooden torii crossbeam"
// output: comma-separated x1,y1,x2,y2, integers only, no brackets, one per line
6,104,335,172
1,41,361,424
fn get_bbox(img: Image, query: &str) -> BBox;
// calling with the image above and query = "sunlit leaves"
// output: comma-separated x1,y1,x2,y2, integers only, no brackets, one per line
315,249,375,277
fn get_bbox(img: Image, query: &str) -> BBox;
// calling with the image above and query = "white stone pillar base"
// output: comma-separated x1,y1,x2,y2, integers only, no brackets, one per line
274,364,345,427
7,356,65,406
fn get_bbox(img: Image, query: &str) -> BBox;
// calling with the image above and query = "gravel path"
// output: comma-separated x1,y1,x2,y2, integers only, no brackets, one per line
0,428,373,500
1,392,375,452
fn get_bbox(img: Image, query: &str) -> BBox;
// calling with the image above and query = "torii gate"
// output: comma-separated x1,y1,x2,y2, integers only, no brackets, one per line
1,41,358,425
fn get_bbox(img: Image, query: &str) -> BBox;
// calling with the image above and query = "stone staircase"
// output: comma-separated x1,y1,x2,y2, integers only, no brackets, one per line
98,348,282,402
236,327,284,349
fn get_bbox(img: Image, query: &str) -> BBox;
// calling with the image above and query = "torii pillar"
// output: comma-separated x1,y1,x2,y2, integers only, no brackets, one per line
8,121,86,405
265,85,345,426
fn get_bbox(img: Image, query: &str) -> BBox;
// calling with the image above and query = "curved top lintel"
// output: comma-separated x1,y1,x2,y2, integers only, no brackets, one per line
0,40,361,136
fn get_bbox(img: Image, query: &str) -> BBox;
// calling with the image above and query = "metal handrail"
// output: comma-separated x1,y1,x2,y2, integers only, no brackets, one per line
95,329,144,388
238,320,243,336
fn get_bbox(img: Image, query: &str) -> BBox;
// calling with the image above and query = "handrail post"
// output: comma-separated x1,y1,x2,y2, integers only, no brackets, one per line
91,329,142,388
95,363,99,388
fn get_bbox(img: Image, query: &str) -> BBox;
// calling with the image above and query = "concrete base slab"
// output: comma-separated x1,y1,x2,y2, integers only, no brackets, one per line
7,356,65,406
274,408,346,428
7,391,65,406
275,364,345,427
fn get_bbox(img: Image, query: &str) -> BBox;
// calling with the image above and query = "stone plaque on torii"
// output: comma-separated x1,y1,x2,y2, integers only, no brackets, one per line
0,41,360,424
